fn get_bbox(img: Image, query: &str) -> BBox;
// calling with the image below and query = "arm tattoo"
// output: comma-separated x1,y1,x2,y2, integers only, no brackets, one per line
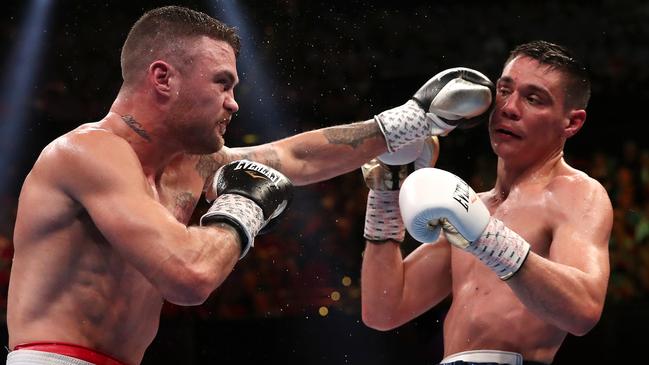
242,147,282,170
120,115,151,142
196,154,225,180
229,147,282,171
322,122,381,149
174,192,198,224
194,148,283,184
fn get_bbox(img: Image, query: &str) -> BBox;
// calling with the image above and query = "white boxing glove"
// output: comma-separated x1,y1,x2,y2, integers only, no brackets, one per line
400,168,530,280
378,139,425,166
375,67,493,153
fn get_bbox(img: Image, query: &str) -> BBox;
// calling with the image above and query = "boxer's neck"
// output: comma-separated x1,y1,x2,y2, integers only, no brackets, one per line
101,111,184,178
494,150,564,196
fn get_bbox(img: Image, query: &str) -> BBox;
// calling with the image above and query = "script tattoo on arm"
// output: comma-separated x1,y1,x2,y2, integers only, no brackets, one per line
322,122,381,149
120,114,151,142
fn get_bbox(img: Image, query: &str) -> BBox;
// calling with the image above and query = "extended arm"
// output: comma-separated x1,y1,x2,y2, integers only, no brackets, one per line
201,68,493,187
223,120,386,185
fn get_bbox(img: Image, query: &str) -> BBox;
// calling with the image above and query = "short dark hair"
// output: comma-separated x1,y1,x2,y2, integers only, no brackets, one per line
506,40,590,109
120,6,240,85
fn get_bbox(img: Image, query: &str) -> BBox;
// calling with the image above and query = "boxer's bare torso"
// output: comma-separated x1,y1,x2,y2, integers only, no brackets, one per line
444,161,596,362
8,122,215,364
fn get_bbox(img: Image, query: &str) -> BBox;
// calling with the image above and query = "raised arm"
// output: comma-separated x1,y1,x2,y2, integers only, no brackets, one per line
52,132,246,306
400,168,613,336
362,239,453,331
505,177,612,335
360,138,451,331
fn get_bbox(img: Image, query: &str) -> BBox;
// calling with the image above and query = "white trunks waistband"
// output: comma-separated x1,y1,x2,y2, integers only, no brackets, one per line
7,349,95,365
441,350,523,365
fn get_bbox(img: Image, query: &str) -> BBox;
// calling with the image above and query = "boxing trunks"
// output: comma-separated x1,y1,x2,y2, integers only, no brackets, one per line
7,343,128,365
439,350,549,365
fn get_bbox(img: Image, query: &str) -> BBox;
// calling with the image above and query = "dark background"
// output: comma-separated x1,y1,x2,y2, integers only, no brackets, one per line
1,0,648,363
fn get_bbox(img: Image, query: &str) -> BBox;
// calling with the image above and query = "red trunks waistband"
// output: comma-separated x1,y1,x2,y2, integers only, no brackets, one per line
14,342,128,365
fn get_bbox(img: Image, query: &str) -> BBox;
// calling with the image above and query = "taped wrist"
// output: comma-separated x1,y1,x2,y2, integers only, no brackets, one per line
374,100,429,153
200,194,264,259
364,190,405,243
467,217,531,280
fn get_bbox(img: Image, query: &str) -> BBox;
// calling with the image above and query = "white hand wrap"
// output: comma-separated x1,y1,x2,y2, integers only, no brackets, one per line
375,100,454,153
200,194,264,258
364,190,405,242
468,217,531,280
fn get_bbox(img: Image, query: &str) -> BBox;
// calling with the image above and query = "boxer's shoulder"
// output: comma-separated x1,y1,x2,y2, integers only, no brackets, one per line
542,167,612,230
546,167,607,204
39,124,131,161
29,126,145,198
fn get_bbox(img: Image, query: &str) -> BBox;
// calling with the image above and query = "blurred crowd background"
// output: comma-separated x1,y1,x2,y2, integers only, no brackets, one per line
1,0,648,363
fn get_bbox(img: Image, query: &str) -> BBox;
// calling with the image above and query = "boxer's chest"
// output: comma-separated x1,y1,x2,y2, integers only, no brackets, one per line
147,156,206,225
486,191,554,256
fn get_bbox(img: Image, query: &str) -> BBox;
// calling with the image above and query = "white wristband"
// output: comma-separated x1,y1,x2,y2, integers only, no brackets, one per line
364,190,405,242
200,194,264,258
374,100,429,153
467,217,531,280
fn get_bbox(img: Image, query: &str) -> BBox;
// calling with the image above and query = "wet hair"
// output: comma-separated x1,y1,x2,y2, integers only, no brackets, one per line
120,5,240,85
506,40,590,109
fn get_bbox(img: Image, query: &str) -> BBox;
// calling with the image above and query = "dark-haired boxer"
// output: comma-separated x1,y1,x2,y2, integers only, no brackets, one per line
361,40,612,365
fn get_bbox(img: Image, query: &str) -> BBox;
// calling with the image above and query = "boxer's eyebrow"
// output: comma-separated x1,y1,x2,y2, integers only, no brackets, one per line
213,70,238,89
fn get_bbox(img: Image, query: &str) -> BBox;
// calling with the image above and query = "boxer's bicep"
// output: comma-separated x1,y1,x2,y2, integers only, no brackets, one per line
549,180,612,297
58,137,193,280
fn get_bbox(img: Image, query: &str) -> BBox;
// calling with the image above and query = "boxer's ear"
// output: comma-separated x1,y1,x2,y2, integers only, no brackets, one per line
565,109,585,139
149,61,173,96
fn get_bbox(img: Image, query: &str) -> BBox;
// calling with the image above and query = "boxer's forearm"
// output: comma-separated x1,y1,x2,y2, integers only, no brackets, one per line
361,241,407,330
229,120,387,185
506,253,606,336
361,241,452,330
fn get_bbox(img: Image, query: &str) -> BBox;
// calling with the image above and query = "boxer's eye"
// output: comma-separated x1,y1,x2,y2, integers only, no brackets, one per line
497,87,511,97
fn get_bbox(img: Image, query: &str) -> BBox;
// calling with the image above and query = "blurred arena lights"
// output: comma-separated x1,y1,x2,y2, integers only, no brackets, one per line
318,306,329,317
0,0,54,194
208,0,295,143
341,276,352,286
